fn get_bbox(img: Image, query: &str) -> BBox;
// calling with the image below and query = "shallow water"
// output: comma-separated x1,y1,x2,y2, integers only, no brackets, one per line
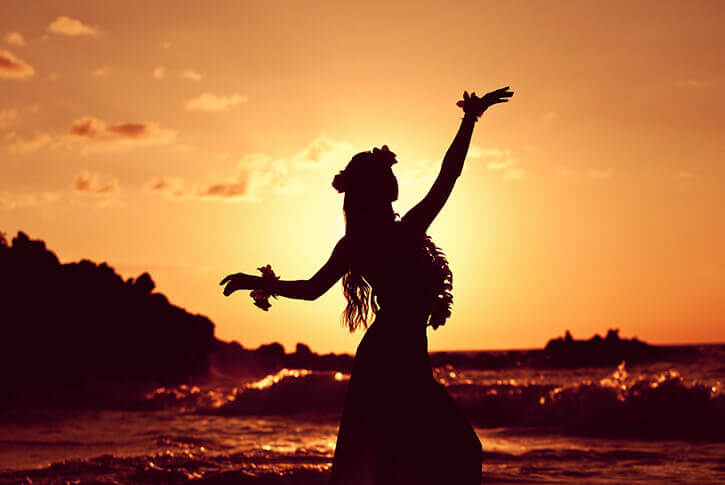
2,345,724,484
2,414,723,483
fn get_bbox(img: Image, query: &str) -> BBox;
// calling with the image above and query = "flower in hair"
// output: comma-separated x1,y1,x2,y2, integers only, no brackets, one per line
250,264,280,311
372,145,397,166
332,170,347,193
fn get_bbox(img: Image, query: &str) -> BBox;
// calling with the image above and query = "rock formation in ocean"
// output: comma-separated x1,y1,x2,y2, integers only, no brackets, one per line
544,328,699,367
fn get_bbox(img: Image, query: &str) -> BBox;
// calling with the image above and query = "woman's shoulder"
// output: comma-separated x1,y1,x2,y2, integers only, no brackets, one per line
330,236,351,261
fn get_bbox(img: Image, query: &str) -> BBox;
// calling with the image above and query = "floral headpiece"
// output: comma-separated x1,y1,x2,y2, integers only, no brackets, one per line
332,145,397,194
371,145,397,166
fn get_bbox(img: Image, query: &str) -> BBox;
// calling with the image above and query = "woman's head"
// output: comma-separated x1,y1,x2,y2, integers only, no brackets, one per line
332,146,399,225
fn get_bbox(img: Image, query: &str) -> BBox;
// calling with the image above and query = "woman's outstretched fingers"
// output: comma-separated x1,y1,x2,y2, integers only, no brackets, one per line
222,278,239,296
457,87,513,116
220,272,258,295
487,87,514,100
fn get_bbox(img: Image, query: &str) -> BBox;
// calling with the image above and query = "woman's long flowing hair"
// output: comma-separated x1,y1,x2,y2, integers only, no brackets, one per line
341,269,379,332
334,148,453,332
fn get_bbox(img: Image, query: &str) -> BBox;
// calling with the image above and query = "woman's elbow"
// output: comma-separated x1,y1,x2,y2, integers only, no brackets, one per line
302,286,323,301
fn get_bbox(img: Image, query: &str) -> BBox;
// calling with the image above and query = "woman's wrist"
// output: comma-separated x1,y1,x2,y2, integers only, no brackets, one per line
258,275,276,292
462,112,479,124
256,265,280,293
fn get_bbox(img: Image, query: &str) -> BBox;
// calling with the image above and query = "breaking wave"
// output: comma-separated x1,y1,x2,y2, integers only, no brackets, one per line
142,363,724,441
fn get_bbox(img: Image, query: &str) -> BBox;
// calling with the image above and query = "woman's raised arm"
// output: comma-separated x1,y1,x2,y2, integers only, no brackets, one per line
402,88,513,234
220,237,348,301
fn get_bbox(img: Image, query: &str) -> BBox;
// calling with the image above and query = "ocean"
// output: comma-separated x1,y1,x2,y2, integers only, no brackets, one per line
1,344,724,484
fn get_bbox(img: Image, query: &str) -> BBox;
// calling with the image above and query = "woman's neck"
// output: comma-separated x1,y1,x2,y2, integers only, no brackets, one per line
348,211,395,233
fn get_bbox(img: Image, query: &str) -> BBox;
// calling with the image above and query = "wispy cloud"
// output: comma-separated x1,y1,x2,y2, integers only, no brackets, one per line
197,175,251,200
395,158,439,187
3,32,25,47
475,148,516,170
145,177,190,199
488,159,515,171
0,50,35,79
472,146,525,181
147,136,352,203
146,174,261,202
8,132,53,154
47,16,99,37
0,191,60,211
185,93,248,112
68,116,176,153
72,171,119,195
181,69,202,82
274,176,304,195
291,135,355,170
152,66,166,79
502,169,525,181
92,67,109,77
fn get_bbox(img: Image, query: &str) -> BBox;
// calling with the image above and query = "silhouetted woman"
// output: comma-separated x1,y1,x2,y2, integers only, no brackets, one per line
221,87,514,484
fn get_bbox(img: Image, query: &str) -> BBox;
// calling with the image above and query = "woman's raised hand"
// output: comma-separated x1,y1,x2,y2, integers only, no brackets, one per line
456,87,513,119
220,272,258,296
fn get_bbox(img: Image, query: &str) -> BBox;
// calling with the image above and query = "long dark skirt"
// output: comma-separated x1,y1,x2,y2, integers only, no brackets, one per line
329,308,482,484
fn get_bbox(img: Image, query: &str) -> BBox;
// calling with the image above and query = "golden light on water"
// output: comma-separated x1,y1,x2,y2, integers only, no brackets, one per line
247,368,312,390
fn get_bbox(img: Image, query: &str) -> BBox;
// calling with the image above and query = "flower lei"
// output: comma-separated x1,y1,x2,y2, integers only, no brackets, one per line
423,235,454,329
250,264,280,311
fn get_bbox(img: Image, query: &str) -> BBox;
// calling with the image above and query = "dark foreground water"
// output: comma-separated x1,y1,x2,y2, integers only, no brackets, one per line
2,345,724,484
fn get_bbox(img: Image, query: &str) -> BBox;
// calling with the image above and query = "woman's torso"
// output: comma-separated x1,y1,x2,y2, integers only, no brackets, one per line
348,221,437,325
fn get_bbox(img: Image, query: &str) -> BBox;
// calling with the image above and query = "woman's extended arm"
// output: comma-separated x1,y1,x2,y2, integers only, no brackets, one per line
402,88,513,233
220,237,348,301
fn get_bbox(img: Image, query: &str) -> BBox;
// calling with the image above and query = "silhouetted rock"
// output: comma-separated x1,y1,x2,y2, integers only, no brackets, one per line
296,342,313,357
0,231,217,407
133,272,155,293
544,329,700,367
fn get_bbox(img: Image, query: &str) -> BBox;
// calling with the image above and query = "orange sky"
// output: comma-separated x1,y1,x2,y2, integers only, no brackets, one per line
1,1,723,353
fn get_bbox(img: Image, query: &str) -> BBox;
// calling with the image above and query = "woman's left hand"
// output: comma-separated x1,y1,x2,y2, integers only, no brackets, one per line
457,87,514,118
219,272,258,296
